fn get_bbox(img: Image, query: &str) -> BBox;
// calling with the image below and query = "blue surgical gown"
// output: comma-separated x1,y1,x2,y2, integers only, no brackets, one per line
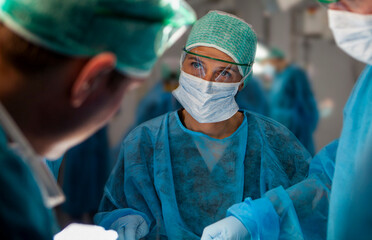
62,126,112,216
95,110,311,239
327,65,372,240
269,64,319,155
0,126,58,239
236,77,269,115
347,133,372,240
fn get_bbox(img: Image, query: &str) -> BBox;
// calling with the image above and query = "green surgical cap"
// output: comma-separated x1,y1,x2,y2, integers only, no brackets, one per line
268,47,285,60
0,0,196,78
185,11,257,81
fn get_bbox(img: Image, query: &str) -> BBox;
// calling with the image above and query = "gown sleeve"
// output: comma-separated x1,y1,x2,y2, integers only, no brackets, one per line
228,114,332,240
265,140,337,239
227,113,312,240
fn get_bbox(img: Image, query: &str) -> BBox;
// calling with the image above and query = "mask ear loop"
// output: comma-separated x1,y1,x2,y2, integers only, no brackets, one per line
180,50,187,70
240,64,254,84
240,65,254,88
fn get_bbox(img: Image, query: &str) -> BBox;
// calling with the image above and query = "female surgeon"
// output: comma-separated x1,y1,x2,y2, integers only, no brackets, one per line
95,11,311,240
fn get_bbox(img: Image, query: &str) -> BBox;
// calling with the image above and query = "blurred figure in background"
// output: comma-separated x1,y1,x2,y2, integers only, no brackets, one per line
134,64,182,126
262,48,319,155
235,76,269,115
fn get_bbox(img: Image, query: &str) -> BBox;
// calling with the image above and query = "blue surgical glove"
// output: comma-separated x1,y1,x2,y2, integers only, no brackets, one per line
110,215,149,240
227,197,280,240
201,216,250,240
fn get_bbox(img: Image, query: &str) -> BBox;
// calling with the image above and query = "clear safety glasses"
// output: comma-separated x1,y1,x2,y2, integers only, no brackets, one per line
181,48,253,83
318,0,339,8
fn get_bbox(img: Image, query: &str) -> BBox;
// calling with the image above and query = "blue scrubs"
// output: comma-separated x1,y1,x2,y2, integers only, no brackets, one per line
327,66,372,240
269,64,319,155
95,110,310,239
236,77,269,115
0,126,58,239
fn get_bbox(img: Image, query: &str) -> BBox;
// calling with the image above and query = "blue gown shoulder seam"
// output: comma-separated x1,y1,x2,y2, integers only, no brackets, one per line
124,112,174,144
244,110,288,130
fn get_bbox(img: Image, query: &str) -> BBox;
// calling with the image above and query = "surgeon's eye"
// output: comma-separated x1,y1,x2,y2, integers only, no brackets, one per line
218,70,232,80
220,70,232,77
215,69,235,82
191,61,203,69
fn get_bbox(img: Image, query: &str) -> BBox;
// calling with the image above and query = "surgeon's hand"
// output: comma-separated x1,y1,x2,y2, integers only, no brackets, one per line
201,216,250,240
111,215,149,240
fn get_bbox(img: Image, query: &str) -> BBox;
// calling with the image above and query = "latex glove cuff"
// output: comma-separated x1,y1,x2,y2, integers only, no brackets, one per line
111,214,150,240
227,197,280,240
98,208,151,230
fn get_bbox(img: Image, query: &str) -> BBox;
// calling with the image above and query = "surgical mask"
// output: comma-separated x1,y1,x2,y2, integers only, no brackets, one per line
262,64,276,79
328,9,372,65
172,71,242,123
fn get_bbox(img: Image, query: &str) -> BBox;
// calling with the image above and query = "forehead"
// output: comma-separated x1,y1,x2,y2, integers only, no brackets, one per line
189,46,236,63
332,0,372,14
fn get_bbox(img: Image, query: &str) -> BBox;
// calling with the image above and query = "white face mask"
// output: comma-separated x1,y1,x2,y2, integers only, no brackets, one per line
328,9,372,65
172,71,242,123
262,64,276,79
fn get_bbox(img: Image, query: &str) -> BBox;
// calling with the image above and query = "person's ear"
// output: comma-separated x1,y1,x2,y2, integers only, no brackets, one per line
238,82,245,91
71,53,116,108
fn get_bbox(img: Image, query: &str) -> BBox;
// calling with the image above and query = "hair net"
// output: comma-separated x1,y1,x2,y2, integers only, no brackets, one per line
0,0,196,78
268,47,286,60
185,10,257,83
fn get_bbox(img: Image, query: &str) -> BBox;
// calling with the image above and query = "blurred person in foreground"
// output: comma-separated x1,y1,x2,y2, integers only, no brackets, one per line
246,0,372,239
0,0,195,238
316,0,372,239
